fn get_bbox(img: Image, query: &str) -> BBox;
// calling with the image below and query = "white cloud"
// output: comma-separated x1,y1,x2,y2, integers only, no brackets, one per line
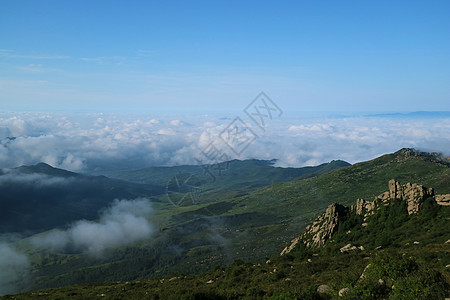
31,198,155,256
0,112,449,172
0,171,74,187
0,241,30,295
0,50,70,60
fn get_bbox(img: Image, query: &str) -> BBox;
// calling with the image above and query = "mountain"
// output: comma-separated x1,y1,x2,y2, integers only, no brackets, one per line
0,163,164,234
4,179,449,299
0,159,349,235
99,159,351,192
1,149,450,298
366,111,450,119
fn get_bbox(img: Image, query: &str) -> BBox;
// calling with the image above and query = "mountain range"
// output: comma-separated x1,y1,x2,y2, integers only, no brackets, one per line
1,148,449,299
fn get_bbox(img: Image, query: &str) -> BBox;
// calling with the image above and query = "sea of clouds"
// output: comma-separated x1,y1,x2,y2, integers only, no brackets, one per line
1,111,450,172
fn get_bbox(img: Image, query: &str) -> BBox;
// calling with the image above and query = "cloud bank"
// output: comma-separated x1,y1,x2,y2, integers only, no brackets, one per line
31,198,155,256
1,111,449,172
0,170,73,187
0,240,30,295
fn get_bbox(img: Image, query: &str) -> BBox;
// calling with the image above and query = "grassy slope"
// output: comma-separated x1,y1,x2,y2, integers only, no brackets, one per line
5,172,449,299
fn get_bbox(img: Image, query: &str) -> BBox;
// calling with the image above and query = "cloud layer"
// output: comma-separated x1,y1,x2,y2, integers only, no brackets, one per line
31,198,155,256
1,111,449,172
0,240,31,295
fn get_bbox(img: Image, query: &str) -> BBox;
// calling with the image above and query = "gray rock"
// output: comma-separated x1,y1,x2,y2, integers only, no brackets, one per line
339,287,350,296
317,284,330,293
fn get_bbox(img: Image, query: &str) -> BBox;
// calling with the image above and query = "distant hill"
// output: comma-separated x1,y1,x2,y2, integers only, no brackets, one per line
366,111,450,119
101,158,351,189
0,163,164,234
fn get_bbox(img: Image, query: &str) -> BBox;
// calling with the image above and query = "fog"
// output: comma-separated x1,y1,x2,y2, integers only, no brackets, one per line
31,198,155,256
0,170,74,186
0,240,30,295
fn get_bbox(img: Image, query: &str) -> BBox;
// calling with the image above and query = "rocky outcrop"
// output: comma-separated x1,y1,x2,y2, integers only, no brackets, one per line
281,203,347,254
356,179,436,216
281,179,449,255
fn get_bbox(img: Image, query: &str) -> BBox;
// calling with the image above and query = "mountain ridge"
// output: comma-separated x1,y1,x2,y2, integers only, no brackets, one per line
1,148,450,298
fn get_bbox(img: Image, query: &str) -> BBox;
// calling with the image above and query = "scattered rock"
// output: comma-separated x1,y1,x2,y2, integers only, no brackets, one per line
445,239,450,244
435,194,450,206
340,243,358,252
375,246,382,250
307,258,312,262
206,279,214,284
339,287,350,296
359,264,371,281
413,241,420,245
317,284,330,294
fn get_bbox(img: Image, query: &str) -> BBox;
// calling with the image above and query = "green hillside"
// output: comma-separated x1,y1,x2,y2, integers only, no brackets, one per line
101,159,350,194
4,173,449,299
2,149,450,297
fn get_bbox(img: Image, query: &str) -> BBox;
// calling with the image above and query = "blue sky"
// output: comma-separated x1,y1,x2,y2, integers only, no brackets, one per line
1,0,449,113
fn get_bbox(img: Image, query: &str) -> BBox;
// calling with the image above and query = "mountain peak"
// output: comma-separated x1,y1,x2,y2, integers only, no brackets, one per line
15,162,79,177
393,148,450,165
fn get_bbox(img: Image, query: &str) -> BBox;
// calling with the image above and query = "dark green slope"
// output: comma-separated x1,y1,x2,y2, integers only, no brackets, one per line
101,159,350,190
0,163,164,234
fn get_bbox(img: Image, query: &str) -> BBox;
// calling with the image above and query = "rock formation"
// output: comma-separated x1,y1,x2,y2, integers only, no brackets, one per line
355,179,441,216
281,179,449,255
281,203,347,254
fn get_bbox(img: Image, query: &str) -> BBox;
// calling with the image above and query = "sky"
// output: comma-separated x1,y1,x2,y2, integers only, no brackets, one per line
1,0,449,113
0,1,450,171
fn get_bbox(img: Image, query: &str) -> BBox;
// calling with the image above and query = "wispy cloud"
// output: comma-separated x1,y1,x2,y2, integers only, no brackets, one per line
136,49,155,57
16,64,46,73
0,50,70,60
80,56,125,65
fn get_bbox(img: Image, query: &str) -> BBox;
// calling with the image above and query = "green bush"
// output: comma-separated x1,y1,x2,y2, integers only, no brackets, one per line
391,268,448,300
